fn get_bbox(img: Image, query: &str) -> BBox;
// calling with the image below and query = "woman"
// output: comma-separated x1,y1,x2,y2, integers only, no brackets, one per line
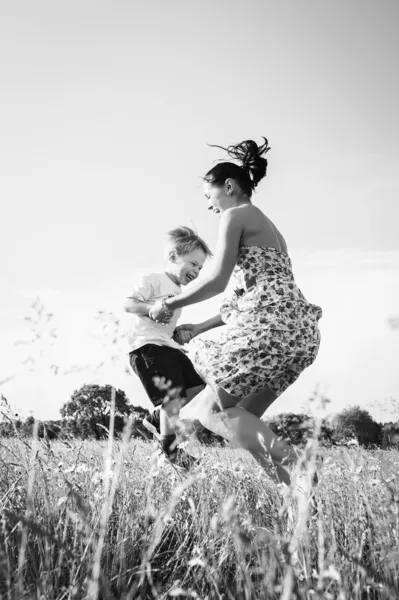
150,138,322,484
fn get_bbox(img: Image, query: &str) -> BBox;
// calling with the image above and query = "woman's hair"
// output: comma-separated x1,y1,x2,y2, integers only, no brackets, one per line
166,226,213,261
204,137,270,197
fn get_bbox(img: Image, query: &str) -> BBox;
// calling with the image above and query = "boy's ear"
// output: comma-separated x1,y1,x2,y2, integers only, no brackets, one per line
169,250,176,262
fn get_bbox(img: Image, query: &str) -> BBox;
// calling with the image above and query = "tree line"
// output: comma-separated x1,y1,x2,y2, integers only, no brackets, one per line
1,386,399,448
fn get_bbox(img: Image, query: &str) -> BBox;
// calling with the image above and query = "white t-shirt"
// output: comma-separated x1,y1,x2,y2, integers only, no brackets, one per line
126,272,183,353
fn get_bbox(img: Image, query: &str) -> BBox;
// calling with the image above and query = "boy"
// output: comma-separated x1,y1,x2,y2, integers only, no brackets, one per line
124,227,211,467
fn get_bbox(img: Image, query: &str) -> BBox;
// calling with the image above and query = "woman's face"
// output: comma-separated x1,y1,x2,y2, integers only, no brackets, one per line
203,181,235,216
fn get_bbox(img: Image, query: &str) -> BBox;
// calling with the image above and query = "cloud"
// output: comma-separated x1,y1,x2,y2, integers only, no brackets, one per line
293,248,399,272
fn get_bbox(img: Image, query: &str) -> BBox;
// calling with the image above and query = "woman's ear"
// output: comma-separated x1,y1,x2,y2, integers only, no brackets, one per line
225,178,234,196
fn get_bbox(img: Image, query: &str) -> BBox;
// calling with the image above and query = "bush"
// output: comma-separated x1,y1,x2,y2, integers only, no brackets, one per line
380,421,399,448
332,406,381,446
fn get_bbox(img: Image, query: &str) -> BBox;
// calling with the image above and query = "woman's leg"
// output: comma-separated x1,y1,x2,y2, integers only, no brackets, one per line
194,384,296,484
237,387,277,418
162,384,205,426
186,384,206,403
182,385,275,424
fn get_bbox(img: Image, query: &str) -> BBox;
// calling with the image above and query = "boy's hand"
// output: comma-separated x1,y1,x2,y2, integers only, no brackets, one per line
173,328,193,345
173,323,201,344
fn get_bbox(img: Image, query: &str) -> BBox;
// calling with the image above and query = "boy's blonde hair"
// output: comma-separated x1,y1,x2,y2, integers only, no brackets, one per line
165,226,212,262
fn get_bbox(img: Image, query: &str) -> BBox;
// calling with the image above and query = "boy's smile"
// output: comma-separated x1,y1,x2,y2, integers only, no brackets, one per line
167,248,207,287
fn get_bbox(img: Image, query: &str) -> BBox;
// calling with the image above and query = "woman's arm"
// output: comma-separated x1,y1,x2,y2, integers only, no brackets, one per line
166,208,243,311
174,313,225,344
196,314,225,335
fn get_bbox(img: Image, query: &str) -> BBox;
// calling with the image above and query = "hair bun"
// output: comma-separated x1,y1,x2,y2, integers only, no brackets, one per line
208,137,270,189
231,138,270,188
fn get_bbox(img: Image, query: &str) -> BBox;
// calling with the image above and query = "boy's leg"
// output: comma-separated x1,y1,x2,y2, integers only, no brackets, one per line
142,409,161,438
143,408,177,451
144,385,204,454
157,350,203,463
129,345,197,466
159,408,175,435
143,384,204,438
159,408,179,455
172,352,205,424
177,352,204,405
129,345,177,443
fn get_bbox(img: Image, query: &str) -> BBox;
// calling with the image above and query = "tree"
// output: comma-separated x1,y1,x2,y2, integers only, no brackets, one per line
43,420,62,439
333,406,381,446
60,384,134,439
266,412,313,446
21,415,36,437
319,417,336,446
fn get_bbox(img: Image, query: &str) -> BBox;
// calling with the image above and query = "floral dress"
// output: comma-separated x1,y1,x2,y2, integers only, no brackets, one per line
191,246,322,399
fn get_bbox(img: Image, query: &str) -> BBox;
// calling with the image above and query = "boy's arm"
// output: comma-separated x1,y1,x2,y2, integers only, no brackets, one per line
123,298,152,316
123,273,155,316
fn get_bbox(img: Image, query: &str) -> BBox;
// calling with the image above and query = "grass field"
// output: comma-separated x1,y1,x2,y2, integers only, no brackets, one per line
1,432,399,600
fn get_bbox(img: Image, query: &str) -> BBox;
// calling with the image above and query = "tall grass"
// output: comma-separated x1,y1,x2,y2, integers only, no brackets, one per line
0,433,398,599
1,300,398,598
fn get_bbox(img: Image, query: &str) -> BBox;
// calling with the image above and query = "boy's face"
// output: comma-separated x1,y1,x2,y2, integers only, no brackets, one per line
171,248,207,286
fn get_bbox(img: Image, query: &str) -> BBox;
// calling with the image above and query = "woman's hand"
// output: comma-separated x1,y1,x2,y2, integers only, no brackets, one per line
173,323,201,344
149,299,174,325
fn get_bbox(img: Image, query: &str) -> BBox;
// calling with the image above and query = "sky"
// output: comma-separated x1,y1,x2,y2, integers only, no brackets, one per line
0,0,398,422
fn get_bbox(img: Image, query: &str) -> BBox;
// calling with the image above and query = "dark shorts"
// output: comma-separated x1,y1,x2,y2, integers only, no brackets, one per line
129,344,204,407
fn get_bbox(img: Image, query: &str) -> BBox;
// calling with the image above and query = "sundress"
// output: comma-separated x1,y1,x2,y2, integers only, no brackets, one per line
191,246,322,399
